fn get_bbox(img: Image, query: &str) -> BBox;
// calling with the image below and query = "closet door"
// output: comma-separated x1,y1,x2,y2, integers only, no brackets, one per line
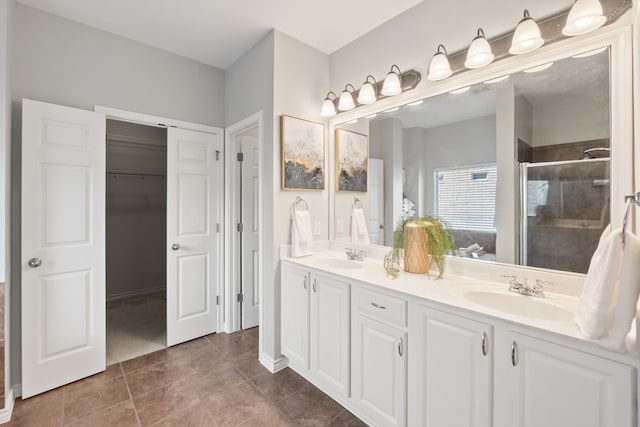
167,128,221,346
21,99,106,398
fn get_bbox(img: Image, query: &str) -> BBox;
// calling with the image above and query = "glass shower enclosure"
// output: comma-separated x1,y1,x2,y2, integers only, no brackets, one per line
520,158,610,274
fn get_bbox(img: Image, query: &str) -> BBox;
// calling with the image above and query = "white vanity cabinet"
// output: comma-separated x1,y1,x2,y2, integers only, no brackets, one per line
494,331,635,427
351,284,408,427
280,263,351,398
410,304,493,427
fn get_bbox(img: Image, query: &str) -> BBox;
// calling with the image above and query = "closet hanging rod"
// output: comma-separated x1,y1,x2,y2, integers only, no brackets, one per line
107,170,167,178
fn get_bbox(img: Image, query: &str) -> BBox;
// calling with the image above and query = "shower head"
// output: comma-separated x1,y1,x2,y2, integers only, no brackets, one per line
581,147,610,159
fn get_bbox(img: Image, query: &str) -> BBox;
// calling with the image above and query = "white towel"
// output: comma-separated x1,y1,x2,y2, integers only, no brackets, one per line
600,232,640,351
351,208,370,245
575,226,640,352
291,210,313,257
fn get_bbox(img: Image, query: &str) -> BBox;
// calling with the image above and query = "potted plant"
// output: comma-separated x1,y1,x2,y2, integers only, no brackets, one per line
384,213,456,279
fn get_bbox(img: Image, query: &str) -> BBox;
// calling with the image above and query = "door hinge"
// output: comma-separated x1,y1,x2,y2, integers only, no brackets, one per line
215,150,221,161
237,152,244,162
237,293,243,303
237,223,243,233
216,295,219,305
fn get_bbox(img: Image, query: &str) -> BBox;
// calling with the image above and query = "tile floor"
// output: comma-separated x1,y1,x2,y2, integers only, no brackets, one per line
106,292,167,365
7,328,366,426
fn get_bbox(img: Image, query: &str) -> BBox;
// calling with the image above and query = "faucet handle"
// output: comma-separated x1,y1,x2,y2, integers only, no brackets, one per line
536,279,552,287
501,274,519,285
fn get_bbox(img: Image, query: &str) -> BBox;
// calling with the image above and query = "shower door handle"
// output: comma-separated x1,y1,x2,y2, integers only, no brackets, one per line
171,243,180,251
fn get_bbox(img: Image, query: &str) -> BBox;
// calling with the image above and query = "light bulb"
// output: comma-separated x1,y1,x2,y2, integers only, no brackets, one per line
320,92,337,117
381,65,402,96
428,45,453,81
562,0,606,36
357,76,377,105
338,85,355,111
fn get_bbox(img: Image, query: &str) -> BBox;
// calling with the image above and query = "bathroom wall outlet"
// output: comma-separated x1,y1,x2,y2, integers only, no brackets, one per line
337,219,344,233
313,220,321,236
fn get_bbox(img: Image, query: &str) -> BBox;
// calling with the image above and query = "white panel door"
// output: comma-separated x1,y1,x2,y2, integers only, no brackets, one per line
497,332,634,427
413,305,493,427
352,315,406,427
167,127,221,346
280,264,309,370
241,135,259,329
21,99,106,398
368,158,384,245
309,272,350,398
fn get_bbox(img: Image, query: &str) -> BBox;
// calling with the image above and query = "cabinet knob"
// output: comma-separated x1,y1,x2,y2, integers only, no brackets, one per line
511,341,519,367
398,337,404,357
481,332,489,356
171,243,180,251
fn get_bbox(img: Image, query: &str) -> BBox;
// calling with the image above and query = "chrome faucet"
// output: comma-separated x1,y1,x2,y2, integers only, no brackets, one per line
502,275,550,298
346,248,365,261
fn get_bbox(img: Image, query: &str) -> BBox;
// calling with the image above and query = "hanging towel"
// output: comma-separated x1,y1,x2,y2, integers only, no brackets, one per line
599,231,640,352
291,210,313,258
575,226,640,352
351,208,370,245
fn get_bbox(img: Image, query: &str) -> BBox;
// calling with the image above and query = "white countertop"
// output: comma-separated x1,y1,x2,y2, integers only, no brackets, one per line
281,248,638,357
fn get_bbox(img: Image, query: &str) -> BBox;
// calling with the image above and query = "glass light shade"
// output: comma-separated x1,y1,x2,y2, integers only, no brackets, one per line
381,71,402,96
428,51,453,81
562,0,606,36
320,97,336,117
465,30,494,69
510,13,544,55
338,88,355,111
357,82,376,105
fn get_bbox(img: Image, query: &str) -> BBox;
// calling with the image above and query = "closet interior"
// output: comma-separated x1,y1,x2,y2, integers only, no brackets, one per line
106,119,167,364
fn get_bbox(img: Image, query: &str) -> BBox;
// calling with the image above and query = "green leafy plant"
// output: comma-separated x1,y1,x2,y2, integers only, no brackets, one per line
384,216,456,279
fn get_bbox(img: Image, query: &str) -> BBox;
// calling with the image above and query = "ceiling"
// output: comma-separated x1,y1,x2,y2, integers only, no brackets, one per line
16,0,424,69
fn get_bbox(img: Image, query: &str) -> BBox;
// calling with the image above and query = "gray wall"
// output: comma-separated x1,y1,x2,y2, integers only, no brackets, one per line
9,3,226,387
11,3,225,126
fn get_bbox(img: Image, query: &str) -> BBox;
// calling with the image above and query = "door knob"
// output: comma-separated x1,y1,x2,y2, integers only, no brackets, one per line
28,257,42,268
171,243,180,251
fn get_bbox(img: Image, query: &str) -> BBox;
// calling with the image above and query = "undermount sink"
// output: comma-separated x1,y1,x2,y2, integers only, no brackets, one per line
462,290,574,321
314,258,363,270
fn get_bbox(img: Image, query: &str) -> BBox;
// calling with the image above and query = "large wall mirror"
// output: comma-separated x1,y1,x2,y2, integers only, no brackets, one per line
331,32,632,275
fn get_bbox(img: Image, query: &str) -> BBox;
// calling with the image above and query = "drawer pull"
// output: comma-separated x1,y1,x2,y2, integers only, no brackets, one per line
481,332,489,356
371,302,387,310
398,337,404,357
303,277,307,289
511,341,519,367
313,279,317,292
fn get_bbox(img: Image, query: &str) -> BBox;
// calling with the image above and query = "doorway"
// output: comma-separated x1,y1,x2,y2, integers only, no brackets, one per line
105,119,167,364
226,113,263,332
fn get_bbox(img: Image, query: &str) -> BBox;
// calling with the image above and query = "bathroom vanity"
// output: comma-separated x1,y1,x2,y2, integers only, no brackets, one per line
280,250,637,427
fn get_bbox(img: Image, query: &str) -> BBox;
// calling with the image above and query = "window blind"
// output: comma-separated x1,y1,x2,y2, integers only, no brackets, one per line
434,164,497,231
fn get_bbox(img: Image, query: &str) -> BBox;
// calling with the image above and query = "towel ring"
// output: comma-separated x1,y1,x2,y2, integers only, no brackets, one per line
352,196,363,210
622,192,640,245
291,196,309,215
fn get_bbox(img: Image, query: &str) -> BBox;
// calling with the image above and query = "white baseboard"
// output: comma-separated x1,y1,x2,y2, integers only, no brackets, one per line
11,385,19,399
106,287,164,303
0,387,15,424
259,352,288,373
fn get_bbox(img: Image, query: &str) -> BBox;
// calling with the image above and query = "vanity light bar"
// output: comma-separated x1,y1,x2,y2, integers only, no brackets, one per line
433,0,628,79
321,69,421,117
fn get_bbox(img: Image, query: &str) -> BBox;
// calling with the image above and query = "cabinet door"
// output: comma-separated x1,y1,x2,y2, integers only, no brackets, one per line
353,315,406,427
281,264,309,370
310,272,350,397
497,332,635,427
412,305,492,427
